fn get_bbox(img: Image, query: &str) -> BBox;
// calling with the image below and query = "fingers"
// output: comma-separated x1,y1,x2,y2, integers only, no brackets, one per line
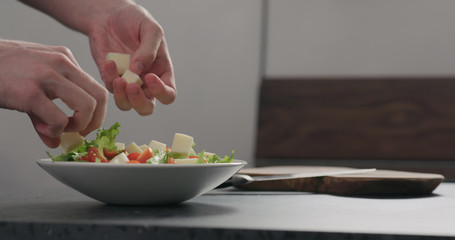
61,69,108,136
36,59,107,143
45,80,95,132
102,60,118,93
29,114,62,149
113,78,131,111
126,83,156,116
130,22,163,74
0,40,107,148
27,95,69,148
144,73,176,105
112,77,156,116
112,71,176,116
87,4,176,117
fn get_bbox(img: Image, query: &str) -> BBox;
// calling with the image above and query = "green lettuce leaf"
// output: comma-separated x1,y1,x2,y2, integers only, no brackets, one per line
205,150,234,163
218,150,234,163
197,150,207,164
90,122,121,151
47,122,121,162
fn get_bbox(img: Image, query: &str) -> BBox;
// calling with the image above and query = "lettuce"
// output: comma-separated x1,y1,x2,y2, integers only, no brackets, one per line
46,122,235,165
206,150,234,163
219,150,234,163
48,122,121,162
197,150,206,164
90,122,121,151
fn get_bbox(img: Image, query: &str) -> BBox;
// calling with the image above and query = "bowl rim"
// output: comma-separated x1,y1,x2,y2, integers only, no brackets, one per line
37,158,247,169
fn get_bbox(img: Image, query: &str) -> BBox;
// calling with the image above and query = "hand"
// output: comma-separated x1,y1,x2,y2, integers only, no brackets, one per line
88,3,176,116
0,40,108,148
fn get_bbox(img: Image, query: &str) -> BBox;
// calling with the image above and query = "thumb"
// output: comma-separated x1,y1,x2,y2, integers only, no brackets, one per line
130,26,164,74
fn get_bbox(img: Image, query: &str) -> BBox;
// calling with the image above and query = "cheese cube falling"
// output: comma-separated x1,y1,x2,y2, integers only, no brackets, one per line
109,152,129,164
148,140,166,152
121,69,143,86
125,142,143,154
171,133,194,158
60,132,84,153
105,52,130,76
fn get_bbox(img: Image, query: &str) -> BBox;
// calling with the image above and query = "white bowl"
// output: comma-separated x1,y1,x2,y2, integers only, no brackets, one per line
37,159,246,205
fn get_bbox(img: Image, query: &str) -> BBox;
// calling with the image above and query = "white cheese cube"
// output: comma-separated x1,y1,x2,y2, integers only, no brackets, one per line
109,152,129,164
148,140,166,152
60,132,84,153
115,142,125,151
139,144,148,151
171,133,194,158
125,142,143,154
175,158,198,164
121,69,143,86
105,52,130,75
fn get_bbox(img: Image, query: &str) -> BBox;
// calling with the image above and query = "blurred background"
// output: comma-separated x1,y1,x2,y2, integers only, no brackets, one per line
2,0,455,192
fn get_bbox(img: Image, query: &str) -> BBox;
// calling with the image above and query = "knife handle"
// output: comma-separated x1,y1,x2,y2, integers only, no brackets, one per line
215,177,234,189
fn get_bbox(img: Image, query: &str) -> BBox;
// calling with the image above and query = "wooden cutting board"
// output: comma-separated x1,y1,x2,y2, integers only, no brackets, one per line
237,166,445,196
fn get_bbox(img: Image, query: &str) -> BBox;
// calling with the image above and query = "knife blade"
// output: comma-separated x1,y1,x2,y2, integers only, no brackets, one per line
217,168,376,188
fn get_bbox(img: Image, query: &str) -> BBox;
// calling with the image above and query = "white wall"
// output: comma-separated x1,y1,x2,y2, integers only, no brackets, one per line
0,1,261,192
266,0,455,77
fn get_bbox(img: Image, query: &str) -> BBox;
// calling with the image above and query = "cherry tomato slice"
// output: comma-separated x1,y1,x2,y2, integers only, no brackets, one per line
168,157,176,164
88,147,108,163
103,148,119,160
136,148,153,163
127,152,140,160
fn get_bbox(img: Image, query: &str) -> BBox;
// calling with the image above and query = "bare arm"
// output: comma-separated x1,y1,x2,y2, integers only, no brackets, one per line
18,0,131,35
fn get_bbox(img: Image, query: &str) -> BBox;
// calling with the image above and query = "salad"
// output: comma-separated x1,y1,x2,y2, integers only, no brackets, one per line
47,122,234,164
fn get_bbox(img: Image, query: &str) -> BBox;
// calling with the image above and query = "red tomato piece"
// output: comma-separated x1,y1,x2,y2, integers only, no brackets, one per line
168,157,176,164
103,148,119,160
127,152,140,160
88,147,108,163
77,155,89,162
126,160,140,164
136,148,154,163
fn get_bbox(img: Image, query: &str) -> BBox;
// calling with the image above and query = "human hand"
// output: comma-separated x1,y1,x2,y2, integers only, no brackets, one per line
0,40,108,148
88,3,176,116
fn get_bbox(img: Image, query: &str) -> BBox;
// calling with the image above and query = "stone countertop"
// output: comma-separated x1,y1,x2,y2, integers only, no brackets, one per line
1,183,455,240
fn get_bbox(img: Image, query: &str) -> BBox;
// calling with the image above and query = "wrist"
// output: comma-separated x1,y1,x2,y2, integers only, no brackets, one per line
18,0,136,36
79,0,136,35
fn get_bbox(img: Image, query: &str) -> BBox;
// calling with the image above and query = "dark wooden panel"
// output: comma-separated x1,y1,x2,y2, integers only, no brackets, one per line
256,77,455,161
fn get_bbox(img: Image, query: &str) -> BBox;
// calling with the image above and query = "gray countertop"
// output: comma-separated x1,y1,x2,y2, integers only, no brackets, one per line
1,183,455,240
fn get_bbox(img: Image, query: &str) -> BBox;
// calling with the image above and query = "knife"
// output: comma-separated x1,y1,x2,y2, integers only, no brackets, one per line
216,168,376,188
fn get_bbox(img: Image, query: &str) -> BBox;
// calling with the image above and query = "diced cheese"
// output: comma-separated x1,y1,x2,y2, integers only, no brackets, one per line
109,152,129,164
60,132,84,153
171,133,194,158
148,140,166,152
174,158,198,164
105,52,130,75
121,69,143,86
139,144,148,151
125,142,143,154
115,142,125,151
